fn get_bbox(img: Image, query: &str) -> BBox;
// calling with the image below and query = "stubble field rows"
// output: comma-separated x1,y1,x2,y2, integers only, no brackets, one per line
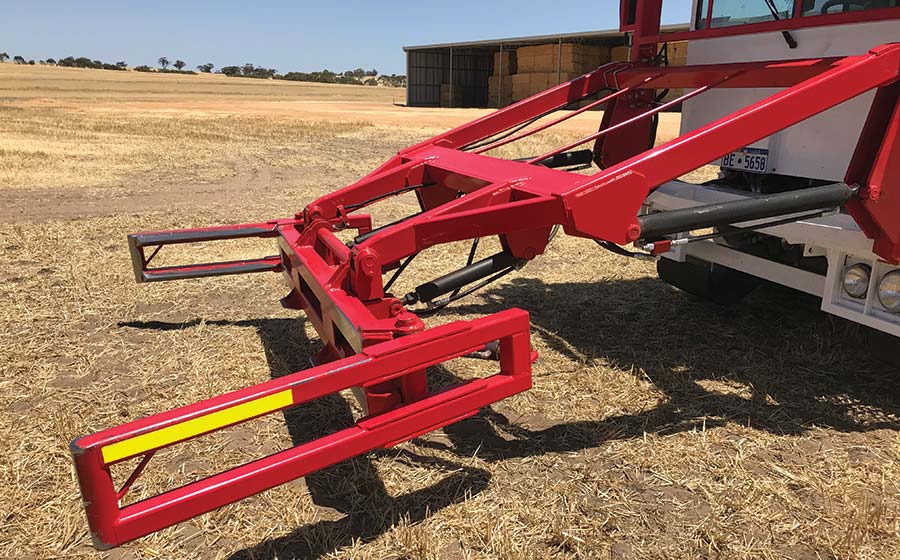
1,63,898,560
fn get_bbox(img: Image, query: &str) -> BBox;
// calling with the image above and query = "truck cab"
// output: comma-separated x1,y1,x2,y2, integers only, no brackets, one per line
632,0,900,337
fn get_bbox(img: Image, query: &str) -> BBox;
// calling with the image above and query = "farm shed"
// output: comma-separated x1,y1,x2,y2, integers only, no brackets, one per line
403,24,688,109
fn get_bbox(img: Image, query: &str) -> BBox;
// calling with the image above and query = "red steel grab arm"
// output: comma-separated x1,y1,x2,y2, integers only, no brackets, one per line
72,309,534,549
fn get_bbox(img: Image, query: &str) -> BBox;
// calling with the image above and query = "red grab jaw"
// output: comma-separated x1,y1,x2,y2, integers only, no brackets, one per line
71,310,533,549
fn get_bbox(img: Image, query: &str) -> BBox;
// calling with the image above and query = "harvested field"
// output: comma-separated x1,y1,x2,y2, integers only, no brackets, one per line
1,63,899,560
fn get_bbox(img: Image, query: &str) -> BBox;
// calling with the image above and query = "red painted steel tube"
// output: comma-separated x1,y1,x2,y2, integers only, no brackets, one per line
631,0,663,62
300,56,873,229
397,62,633,153
527,71,743,164
140,255,282,282
605,57,851,89
473,80,655,155
128,220,298,283
71,309,533,549
316,225,352,263
129,222,283,247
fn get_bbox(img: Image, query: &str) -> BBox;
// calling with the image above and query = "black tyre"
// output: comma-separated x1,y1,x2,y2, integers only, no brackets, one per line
657,257,761,305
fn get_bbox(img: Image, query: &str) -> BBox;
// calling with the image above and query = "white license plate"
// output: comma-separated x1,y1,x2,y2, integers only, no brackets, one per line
721,148,769,174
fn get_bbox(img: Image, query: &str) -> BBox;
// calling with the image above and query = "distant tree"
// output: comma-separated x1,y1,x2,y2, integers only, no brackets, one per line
28,59,35,65
365,68,378,76
241,63,255,76
252,67,276,79
173,59,185,70
0,52,9,62
45,58,56,65
220,65,242,77
116,61,127,69
133,65,153,72
13,55,25,64
158,56,169,70
196,63,214,73
379,73,407,88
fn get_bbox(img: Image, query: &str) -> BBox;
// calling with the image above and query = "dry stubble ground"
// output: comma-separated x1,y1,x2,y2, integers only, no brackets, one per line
1,64,899,560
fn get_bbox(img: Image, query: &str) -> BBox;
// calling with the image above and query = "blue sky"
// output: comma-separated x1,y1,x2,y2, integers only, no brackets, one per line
0,1,694,75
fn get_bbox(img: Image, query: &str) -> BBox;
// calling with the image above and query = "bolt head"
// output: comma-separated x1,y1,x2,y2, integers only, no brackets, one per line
389,301,404,317
626,224,641,242
307,206,323,221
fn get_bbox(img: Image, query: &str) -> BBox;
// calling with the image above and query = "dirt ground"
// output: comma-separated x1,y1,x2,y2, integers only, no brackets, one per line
1,63,899,560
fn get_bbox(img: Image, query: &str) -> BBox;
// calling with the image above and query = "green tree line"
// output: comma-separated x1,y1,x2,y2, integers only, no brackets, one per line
0,51,407,86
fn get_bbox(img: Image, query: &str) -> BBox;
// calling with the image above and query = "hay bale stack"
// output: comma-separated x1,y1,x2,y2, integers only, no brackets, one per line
488,75,513,108
532,72,579,91
486,41,687,108
506,43,610,103
489,50,517,108
610,45,630,62
517,43,609,74
511,73,531,102
510,71,582,102
667,40,689,66
493,50,517,76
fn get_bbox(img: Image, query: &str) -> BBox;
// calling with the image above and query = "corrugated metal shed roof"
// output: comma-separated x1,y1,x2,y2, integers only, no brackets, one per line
402,23,689,51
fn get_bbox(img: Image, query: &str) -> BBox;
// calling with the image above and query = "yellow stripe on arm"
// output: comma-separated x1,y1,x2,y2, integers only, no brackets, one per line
101,389,294,464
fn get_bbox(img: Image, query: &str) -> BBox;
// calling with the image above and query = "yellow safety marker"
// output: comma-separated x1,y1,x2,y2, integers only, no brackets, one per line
101,389,294,464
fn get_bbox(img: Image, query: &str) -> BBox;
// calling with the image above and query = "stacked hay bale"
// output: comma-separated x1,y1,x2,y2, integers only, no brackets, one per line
510,73,531,104
610,45,631,63
484,40,687,109
510,43,611,102
488,50,515,108
667,40,688,65
659,40,689,104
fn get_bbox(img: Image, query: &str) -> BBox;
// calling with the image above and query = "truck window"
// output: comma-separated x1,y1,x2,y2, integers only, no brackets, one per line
801,0,898,16
696,0,795,28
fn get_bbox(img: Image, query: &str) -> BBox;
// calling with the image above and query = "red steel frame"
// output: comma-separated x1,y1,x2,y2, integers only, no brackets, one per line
72,1,900,548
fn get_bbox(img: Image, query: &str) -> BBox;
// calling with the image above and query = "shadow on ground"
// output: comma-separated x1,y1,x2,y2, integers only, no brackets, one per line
122,315,491,559
415,277,900,464
121,274,900,558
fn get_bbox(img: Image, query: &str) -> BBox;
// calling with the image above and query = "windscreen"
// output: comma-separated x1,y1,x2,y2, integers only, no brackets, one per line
696,0,795,29
696,0,899,29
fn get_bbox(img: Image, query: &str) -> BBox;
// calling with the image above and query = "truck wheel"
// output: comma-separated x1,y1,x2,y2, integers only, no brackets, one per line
657,257,760,305
863,329,900,368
